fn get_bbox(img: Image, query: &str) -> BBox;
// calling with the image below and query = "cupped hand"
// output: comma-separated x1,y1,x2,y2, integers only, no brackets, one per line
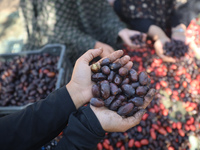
94,41,115,58
90,54,156,132
90,88,155,132
154,38,176,63
118,28,147,49
66,48,130,109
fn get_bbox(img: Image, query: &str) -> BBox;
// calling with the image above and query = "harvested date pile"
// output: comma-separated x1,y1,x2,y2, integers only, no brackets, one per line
130,34,146,47
96,39,200,149
90,58,155,117
98,97,191,150
163,39,189,58
0,53,59,106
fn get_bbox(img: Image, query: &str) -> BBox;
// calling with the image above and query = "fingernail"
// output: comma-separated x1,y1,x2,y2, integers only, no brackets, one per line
98,47,103,50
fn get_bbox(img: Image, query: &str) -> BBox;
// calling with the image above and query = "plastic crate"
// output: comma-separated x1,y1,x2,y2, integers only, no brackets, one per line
0,44,72,114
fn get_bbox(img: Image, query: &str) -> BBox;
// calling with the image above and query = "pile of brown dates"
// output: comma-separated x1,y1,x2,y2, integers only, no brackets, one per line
90,58,155,117
163,39,189,58
0,53,59,106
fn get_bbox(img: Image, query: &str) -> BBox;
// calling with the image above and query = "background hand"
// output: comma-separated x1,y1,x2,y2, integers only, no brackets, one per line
118,28,147,49
154,38,176,63
94,41,115,58
66,48,128,109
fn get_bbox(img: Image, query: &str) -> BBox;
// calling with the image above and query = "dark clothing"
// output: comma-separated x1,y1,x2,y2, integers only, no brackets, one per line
114,0,200,33
0,86,105,150
172,0,200,27
114,0,175,33
20,0,126,64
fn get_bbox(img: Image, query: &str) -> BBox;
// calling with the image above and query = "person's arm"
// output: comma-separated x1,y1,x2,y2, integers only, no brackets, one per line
148,25,176,63
0,87,76,150
54,105,105,150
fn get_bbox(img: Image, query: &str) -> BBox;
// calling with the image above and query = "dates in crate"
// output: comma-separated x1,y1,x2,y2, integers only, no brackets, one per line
0,53,59,106
90,58,155,117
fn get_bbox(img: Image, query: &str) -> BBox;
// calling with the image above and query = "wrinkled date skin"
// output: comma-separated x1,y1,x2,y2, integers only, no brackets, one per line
139,71,149,85
110,99,122,111
129,97,144,107
90,98,104,107
92,84,101,98
136,86,148,96
117,103,134,116
90,58,155,117
100,80,110,99
122,84,135,98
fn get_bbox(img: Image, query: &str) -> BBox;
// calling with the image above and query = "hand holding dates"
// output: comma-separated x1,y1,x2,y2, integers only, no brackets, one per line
66,48,125,109
90,55,156,118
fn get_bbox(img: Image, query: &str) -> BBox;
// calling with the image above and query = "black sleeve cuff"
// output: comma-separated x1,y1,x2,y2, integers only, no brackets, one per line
55,105,105,150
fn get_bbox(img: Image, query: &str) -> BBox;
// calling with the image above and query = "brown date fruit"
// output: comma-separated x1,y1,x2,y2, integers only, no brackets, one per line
126,107,138,117
129,69,138,82
101,66,110,75
101,58,110,66
129,97,144,107
91,73,107,82
117,95,126,102
119,67,129,76
104,96,115,107
91,63,100,73
136,86,148,96
121,78,130,85
100,80,110,99
90,98,104,107
114,74,122,85
110,83,119,96
117,103,134,116
109,63,122,71
131,82,140,88
139,71,148,85
92,84,101,97
107,71,115,82
121,84,135,98
110,99,122,111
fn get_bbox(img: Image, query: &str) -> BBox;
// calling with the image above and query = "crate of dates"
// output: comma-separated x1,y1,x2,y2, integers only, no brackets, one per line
0,44,72,114
90,58,156,117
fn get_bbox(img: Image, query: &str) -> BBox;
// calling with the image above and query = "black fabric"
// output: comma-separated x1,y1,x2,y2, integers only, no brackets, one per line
0,86,76,150
54,105,105,150
172,0,200,27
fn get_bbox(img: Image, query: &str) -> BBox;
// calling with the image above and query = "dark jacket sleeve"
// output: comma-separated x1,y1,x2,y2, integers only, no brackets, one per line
0,86,76,150
54,105,105,150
